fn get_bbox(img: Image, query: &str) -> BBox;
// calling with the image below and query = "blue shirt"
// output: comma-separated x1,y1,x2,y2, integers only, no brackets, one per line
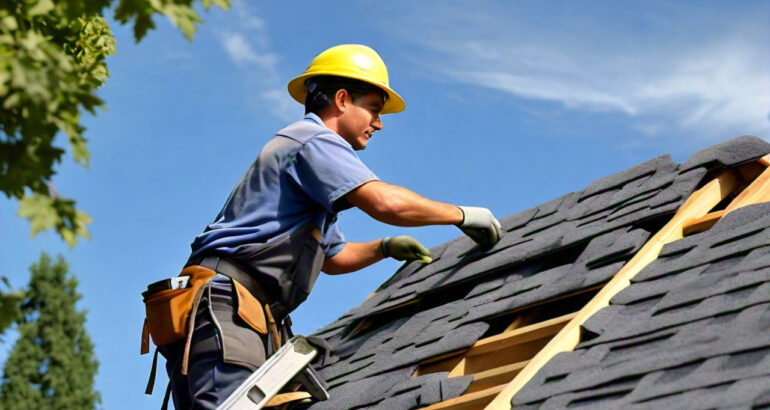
190,113,379,258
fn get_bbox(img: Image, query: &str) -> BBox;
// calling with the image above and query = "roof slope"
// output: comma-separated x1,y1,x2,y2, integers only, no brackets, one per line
308,136,770,409
513,202,770,409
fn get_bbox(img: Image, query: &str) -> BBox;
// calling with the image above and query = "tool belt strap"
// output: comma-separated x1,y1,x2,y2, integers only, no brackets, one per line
189,255,290,321
181,282,209,376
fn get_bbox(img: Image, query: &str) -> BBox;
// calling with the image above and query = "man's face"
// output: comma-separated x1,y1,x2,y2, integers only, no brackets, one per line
337,90,384,150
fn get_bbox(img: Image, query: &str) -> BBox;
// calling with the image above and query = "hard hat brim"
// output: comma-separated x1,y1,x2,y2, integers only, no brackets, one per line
287,72,406,115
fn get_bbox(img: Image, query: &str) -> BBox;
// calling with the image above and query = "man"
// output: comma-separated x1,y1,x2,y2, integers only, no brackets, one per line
157,44,502,409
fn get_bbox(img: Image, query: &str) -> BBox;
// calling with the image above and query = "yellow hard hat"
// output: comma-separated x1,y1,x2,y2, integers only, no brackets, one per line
288,44,406,114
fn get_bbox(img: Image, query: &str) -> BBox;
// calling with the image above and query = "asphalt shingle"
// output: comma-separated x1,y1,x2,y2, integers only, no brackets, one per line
514,203,770,409
306,135,770,410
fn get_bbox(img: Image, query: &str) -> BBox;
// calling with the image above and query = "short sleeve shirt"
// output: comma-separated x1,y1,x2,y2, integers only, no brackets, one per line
190,113,378,258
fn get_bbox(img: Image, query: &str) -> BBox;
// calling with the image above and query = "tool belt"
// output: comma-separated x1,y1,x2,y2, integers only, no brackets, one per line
140,255,289,403
140,223,322,407
186,255,291,353
188,255,291,323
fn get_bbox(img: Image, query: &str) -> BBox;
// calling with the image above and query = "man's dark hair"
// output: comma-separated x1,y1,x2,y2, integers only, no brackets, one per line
304,76,387,115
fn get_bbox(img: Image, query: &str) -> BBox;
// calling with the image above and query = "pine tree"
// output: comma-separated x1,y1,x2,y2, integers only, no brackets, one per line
0,253,100,409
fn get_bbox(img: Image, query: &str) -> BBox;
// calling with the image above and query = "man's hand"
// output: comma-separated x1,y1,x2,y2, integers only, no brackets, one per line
381,236,432,263
457,206,503,248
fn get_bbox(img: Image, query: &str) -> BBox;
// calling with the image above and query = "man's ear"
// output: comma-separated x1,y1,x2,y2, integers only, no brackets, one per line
334,89,349,113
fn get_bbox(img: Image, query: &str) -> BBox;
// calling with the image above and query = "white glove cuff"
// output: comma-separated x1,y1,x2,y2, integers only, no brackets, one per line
457,206,490,228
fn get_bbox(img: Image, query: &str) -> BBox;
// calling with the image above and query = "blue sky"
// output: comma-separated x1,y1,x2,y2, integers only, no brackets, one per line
1,1,769,408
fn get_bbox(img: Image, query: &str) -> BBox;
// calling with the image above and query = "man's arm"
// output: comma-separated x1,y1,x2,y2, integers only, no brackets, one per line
322,236,433,275
345,181,463,226
322,240,383,275
346,181,503,248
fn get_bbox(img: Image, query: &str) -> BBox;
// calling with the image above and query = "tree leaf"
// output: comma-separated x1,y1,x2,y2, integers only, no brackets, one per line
68,134,91,168
161,4,202,41
201,0,231,10
18,195,58,237
1,15,18,30
17,194,92,247
28,0,55,16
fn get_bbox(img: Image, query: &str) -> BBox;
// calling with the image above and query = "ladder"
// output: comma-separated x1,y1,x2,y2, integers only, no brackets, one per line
216,336,329,410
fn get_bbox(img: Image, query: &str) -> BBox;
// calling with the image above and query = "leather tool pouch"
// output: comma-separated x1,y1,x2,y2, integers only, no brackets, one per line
232,279,268,335
141,266,216,349
141,267,269,354
140,266,269,400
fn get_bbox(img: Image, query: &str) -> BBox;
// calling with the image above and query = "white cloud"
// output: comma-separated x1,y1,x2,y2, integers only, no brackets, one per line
221,32,278,70
234,4,265,31
220,32,255,63
391,2,770,140
214,4,297,121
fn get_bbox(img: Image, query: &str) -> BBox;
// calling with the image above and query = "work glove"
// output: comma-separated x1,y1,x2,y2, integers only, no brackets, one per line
456,206,503,248
381,236,432,263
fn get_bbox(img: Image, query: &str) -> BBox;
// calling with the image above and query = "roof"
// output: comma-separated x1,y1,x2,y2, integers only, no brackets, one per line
514,201,770,409
307,135,770,410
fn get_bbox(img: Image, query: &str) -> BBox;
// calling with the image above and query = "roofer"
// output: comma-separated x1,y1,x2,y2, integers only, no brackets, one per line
141,44,503,409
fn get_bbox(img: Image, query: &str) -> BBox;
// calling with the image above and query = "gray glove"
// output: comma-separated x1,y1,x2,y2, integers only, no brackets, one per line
457,206,503,248
381,236,432,263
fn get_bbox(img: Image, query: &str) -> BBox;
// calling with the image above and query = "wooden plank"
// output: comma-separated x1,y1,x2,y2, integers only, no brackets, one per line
736,160,766,182
676,157,770,236
422,384,505,410
462,338,550,376
448,356,467,377
485,169,741,409
417,288,598,376
466,361,528,393
414,352,465,377
725,163,770,212
264,392,311,407
447,313,575,378
467,312,577,357
503,313,528,333
682,210,726,235
504,308,542,332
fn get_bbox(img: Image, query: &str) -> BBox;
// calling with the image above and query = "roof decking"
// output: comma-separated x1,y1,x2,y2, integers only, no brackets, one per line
308,136,770,409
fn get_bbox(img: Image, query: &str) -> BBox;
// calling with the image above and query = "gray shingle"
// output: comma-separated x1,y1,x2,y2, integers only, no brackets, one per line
514,204,770,409
307,136,769,410
680,135,770,173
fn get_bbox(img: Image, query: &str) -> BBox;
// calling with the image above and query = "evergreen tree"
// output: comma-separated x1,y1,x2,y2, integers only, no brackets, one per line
0,253,100,409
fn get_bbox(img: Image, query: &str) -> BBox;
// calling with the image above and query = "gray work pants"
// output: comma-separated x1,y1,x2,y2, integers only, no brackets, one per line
160,275,266,410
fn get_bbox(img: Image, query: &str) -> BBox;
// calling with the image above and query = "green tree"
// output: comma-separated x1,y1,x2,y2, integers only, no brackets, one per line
1,0,230,247
0,277,23,338
0,0,230,332
0,253,100,409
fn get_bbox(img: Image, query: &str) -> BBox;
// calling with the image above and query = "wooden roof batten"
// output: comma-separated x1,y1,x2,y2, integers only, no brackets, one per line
416,155,770,410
